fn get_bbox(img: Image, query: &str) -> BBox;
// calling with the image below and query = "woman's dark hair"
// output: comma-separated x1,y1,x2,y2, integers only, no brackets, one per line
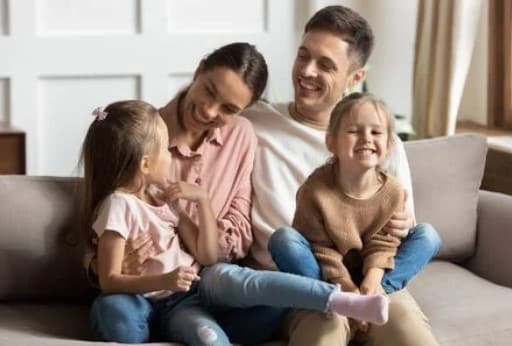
202,42,268,104
305,5,374,69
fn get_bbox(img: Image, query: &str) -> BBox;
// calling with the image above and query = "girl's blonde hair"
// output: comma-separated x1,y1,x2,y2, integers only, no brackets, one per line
79,100,161,246
328,92,395,149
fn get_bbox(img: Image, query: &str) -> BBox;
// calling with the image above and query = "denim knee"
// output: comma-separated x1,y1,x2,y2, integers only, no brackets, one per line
164,307,231,346
90,294,152,343
268,226,306,255
268,227,320,279
412,223,442,257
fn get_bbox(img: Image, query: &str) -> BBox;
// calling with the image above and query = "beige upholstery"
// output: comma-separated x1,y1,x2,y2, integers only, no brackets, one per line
0,134,511,345
405,134,487,261
409,261,512,346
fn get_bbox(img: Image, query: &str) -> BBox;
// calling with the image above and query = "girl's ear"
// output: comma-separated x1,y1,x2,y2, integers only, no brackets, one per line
386,132,395,154
325,134,336,154
139,154,151,175
193,60,206,80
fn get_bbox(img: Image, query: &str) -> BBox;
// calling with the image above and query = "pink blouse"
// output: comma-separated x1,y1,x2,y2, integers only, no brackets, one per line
160,94,257,262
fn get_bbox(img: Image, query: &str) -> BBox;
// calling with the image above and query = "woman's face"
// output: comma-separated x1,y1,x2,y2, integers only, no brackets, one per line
181,66,253,134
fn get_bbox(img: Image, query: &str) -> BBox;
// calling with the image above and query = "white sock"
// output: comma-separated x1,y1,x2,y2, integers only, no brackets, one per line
327,291,389,325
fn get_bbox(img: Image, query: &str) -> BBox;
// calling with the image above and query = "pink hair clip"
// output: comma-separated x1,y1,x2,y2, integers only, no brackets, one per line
92,106,108,121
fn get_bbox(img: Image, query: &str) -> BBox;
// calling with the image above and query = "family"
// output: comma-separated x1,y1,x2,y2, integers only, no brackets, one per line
81,5,442,346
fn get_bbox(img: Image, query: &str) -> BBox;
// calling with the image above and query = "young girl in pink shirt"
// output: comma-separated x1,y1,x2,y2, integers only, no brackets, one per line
82,99,390,346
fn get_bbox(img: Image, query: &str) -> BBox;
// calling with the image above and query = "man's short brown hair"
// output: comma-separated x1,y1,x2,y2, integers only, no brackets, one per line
305,5,374,69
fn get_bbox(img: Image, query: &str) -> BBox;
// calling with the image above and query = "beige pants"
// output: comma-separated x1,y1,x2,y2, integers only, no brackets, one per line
282,289,439,346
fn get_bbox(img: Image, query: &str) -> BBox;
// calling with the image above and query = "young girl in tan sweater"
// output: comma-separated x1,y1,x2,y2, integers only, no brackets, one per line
293,92,405,327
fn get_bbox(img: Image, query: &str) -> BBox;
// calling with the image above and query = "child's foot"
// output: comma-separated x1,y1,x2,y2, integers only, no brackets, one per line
328,291,389,325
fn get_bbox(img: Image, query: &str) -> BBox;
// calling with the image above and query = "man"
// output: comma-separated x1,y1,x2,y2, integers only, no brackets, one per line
242,5,441,345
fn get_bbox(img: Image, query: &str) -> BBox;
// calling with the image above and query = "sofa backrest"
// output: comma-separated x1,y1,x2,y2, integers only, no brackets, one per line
405,134,487,262
0,134,488,300
0,176,90,301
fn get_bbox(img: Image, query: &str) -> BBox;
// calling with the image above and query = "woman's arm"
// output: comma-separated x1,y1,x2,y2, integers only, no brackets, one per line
97,231,198,294
216,126,257,262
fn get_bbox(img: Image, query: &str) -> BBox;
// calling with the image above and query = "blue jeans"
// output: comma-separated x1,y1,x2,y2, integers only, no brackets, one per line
90,284,232,345
268,223,442,293
199,263,336,310
90,264,340,345
199,263,341,344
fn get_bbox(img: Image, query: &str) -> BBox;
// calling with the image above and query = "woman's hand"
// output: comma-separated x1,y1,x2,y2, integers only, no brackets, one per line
163,266,200,292
164,181,208,203
122,234,156,275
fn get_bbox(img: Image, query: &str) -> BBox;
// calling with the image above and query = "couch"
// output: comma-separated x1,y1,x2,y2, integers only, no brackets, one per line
1,134,511,346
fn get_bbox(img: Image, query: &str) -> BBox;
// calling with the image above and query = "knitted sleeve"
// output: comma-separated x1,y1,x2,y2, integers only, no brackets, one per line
361,183,404,274
292,184,352,285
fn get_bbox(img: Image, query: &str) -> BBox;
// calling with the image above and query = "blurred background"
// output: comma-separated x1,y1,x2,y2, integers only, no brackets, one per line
0,0,507,176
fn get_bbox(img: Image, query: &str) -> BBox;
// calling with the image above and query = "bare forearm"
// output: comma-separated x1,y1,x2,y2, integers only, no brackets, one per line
196,197,218,265
365,267,385,283
176,213,200,256
176,202,218,265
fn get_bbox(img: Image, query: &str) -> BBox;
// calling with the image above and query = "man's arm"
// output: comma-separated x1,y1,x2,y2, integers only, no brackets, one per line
383,135,416,238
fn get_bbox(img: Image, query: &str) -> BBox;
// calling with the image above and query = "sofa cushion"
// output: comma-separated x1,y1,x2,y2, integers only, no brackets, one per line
0,302,174,345
404,134,487,261
0,176,90,300
409,261,512,346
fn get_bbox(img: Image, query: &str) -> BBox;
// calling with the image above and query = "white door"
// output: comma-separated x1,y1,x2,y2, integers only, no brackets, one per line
0,0,305,175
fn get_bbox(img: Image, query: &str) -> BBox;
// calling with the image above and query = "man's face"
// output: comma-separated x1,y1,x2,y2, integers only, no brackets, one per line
292,30,357,115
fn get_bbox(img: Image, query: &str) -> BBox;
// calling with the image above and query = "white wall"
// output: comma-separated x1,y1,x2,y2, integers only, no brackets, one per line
0,0,299,175
1,0,486,175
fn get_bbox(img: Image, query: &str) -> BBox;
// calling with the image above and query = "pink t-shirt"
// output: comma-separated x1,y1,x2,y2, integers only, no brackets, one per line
160,93,257,262
93,191,200,297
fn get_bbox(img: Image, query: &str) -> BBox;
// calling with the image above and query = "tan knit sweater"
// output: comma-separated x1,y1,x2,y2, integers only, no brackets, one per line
292,163,404,285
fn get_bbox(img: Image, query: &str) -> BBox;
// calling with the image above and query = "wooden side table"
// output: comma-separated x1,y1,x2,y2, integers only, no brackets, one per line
456,121,512,196
0,123,26,174
482,144,512,196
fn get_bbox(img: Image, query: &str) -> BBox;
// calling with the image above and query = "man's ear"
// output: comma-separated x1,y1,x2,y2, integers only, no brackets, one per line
139,154,151,175
325,134,336,154
193,60,206,80
347,67,367,90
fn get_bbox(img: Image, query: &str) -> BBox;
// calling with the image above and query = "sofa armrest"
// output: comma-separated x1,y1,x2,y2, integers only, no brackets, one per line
464,190,512,288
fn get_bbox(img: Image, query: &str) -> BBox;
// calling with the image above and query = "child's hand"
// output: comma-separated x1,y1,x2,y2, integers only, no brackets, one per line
357,268,386,331
338,277,359,293
360,268,386,296
164,266,200,292
360,280,385,296
164,181,208,203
